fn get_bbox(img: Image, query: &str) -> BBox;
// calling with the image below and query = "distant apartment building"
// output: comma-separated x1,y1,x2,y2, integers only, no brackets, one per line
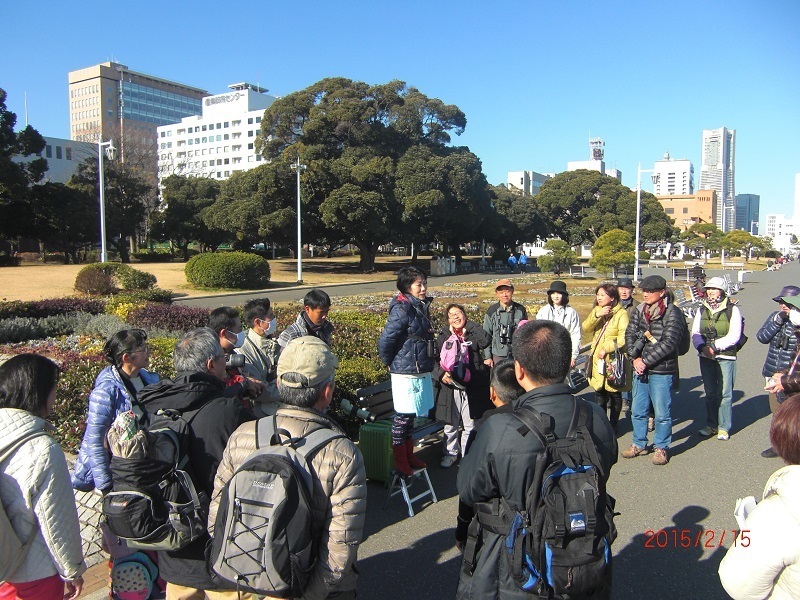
765,213,798,254
157,84,276,182
735,194,760,234
68,61,208,176
566,137,622,182
506,170,551,196
652,151,693,195
12,136,95,184
699,127,736,232
656,189,717,232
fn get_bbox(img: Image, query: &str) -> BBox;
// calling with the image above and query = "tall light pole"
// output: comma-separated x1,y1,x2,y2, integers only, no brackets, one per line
97,139,117,263
290,155,307,284
634,163,660,282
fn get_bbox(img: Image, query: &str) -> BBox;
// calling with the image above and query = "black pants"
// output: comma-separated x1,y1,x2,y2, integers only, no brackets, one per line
595,388,623,431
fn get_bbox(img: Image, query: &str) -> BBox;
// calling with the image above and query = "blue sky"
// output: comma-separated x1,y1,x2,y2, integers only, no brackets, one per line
3,0,798,227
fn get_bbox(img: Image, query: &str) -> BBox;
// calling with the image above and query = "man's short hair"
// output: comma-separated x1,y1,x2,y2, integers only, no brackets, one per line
278,373,332,409
243,298,271,327
490,358,523,405
304,289,331,310
174,327,223,373
512,320,572,385
208,306,240,334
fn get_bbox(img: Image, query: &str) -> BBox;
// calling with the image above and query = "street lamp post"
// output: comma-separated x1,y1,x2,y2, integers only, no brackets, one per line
634,163,659,282
97,139,117,263
290,155,307,284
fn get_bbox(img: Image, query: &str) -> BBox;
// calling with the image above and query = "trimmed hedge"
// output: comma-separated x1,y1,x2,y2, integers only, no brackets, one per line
0,298,106,320
185,252,270,289
132,251,174,263
128,303,211,333
74,263,157,295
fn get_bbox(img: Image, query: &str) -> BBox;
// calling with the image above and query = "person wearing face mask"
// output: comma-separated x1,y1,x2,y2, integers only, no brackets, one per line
765,294,800,405
691,277,744,441
757,286,800,458
208,306,265,405
235,298,282,417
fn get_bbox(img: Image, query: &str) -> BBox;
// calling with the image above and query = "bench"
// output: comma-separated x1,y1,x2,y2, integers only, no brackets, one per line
673,287,700,319
613,267,642,279
684,260,706,267
650,259,669,268
723,273,741,295
721,261,747,270
672,266,705,282
569,265,593,277
350,381,443,483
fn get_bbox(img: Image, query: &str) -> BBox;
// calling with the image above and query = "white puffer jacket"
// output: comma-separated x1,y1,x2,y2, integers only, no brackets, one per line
0,408,86,583
719,465,800,599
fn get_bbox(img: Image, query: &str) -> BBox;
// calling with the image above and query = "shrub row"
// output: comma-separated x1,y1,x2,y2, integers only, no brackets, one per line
0,253,21,267
132,251,175,263
0,298,106,320
128,303,211,333
185,252,270,289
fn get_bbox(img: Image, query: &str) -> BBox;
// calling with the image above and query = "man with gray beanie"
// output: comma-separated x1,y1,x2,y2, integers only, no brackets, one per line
209,336,367,600
623,275,685,466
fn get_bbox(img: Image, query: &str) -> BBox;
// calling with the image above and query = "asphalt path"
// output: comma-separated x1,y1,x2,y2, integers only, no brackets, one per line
349,263,794,600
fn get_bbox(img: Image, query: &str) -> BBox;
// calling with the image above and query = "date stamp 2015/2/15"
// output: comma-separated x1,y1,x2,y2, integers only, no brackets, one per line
643,529,750,549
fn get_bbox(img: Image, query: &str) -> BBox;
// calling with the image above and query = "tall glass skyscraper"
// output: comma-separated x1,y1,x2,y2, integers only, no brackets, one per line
735,194,760,234
699,127,736,232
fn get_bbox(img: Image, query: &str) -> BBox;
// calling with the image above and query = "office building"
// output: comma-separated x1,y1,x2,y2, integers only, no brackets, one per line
699,127,736,232
765,214,797,254
656,190,717,232
157,83,276,182
735,194,760,234
68,62,208,166
652,151,693,195
506,170,550,196
566,138,621,182
12,136,94,184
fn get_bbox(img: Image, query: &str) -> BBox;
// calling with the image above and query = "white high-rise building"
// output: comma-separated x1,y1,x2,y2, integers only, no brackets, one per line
699,127,736,232
652,151,693,195
765,213,798,254
566,137,622,182
506,170,550,196
157,83,276,182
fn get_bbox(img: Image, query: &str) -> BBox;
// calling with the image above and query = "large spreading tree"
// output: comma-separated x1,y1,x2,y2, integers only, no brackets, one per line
256,77,491,271
534,170,677,247
0,88,47,250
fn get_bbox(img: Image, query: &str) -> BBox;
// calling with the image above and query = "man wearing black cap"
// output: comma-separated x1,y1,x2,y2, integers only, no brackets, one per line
757,285,800,458
622,275,685,465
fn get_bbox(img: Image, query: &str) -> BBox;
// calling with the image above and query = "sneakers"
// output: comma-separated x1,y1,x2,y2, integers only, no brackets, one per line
717,430,730,440
698,426,717,437
621,444,650,459
647,417,655,432
440,454,458,468
652,447,669,465
761,447,778,458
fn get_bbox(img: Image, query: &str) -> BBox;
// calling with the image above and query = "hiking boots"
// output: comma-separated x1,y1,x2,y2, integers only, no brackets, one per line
761,447,778,458
652,448,669,465
621,444,650,459
698,426,717,437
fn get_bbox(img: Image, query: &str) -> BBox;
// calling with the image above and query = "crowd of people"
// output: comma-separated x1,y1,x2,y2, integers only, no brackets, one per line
1,265,799,599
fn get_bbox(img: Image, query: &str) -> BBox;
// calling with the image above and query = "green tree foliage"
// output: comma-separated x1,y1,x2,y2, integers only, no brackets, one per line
0,88,47,247
484,184,547,250
721,229,759,261
680,223,723,257
534,170,677,246
152,175,225,259
537,239,577,275
589,229,635,275
33,183,97,263
68,158,152,263
255,77,485,271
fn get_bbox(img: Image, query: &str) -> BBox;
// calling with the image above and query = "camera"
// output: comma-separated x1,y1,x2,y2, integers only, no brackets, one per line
631,332,647,357
778,333,791,351
339,398,376,422
499,324,510,346
225,354,246,368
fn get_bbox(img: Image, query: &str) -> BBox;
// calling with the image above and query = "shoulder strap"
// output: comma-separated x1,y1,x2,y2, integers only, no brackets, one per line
512,406,554,447
255,415,344,462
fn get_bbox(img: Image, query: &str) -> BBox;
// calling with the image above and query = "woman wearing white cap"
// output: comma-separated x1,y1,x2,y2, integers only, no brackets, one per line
691,277,744,440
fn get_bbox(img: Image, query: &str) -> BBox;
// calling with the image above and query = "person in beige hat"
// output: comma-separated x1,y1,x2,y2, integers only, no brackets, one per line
483,279,528,365
210,336,367,600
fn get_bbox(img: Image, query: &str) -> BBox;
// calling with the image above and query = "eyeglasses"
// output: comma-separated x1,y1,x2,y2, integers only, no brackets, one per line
447,314,464,321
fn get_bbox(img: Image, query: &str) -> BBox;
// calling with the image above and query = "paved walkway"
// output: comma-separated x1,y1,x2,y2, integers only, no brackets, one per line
86,263,787,599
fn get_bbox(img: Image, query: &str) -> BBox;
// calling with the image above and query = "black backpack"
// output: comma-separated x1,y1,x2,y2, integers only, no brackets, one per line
102,403,211,551
471,399,615,598
209,415,344,597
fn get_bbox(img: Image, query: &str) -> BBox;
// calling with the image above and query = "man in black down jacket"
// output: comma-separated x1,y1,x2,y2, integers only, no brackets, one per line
138,327,254,598
456,320,616,599
623,275,684,466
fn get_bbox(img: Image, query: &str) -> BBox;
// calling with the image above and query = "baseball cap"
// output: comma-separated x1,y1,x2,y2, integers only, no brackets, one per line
495,279,514,290
277,336,338,388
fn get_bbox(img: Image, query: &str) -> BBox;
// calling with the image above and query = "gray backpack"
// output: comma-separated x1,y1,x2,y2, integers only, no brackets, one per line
0,431,47,582
209,416,343,597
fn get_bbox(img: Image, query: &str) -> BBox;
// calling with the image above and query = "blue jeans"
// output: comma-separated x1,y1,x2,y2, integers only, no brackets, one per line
632,373,674,450
699,357,736,433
